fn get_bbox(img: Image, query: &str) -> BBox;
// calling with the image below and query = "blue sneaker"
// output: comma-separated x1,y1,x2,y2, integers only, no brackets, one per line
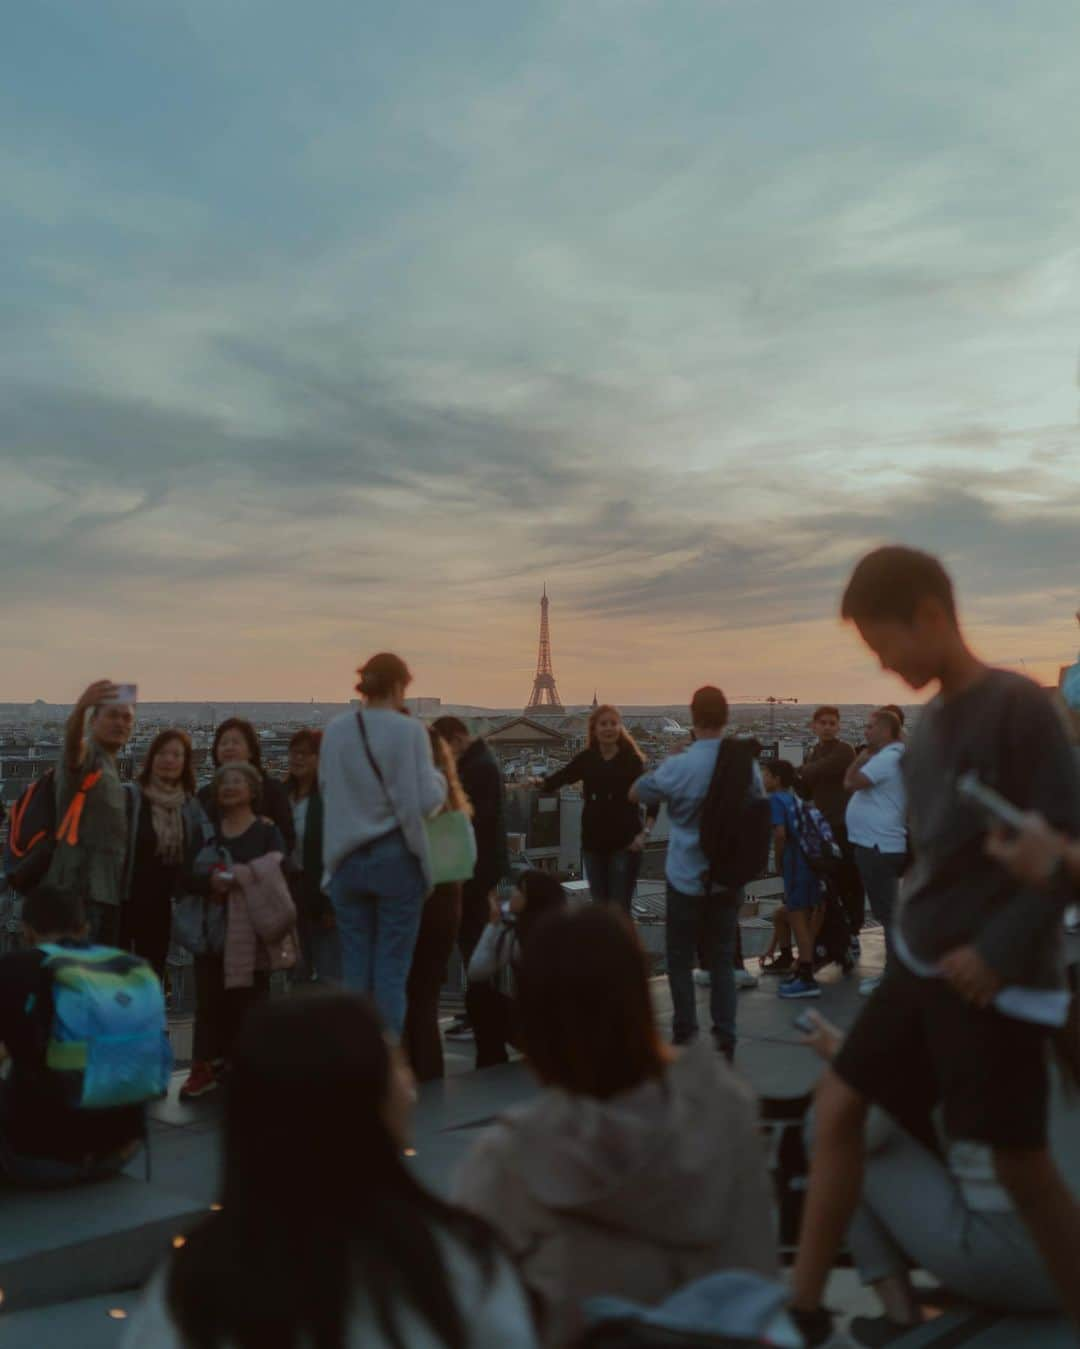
778,975,821,999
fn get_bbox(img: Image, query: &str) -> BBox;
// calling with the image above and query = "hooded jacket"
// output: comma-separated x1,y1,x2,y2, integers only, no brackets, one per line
454,1043,776,1347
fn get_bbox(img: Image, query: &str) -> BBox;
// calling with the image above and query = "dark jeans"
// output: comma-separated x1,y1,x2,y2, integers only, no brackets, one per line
458,876,493,971
466,982,519,1069
854,845,906,962
403,883,462,1083
832,821,866,935
0,1081,137,1188
583,848,641,913
192,955,269,1064
666,886,739,1051
119,895,171,980
292,910,343,984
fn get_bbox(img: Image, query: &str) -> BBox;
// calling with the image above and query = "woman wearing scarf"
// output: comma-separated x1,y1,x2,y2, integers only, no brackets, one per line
124,730,209,978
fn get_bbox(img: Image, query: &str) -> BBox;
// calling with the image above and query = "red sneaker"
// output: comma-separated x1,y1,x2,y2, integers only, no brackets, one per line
179,1061,219,1100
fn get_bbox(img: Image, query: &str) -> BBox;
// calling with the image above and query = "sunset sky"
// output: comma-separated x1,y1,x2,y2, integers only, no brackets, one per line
4,0,1079,708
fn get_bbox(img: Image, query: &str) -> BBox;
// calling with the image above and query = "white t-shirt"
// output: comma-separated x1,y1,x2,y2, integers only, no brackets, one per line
291,794,309,870
845,742,907,853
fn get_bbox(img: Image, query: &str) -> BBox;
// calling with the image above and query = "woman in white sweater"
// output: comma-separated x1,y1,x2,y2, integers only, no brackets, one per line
122,995,536,1349
319,653,446,1037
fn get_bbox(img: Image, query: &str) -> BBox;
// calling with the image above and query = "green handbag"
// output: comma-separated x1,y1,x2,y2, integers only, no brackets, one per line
425,810,477,885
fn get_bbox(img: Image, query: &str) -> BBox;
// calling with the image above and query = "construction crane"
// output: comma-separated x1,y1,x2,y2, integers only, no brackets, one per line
732,695,800,738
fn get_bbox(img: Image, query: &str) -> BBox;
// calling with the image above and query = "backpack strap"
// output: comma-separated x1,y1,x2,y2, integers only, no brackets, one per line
55,769,104,846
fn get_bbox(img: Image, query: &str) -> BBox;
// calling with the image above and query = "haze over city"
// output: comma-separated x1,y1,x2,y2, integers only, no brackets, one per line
4,1,1079,707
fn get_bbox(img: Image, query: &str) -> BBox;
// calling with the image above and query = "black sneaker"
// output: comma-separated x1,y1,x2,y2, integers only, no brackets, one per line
671,1030,698,1046
789,1306,834,1348
760,949,795,976
444,1017,474,1042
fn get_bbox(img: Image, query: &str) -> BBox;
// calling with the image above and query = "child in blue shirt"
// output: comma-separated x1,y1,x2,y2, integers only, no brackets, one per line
761,760,823,997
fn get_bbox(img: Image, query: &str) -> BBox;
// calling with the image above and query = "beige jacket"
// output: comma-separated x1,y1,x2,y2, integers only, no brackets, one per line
454,1044,777,1347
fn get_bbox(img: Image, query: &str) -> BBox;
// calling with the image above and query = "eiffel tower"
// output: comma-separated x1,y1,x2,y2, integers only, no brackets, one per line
526,585,565,713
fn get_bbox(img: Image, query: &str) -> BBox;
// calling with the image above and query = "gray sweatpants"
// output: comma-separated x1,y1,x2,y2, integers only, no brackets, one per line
849,1120,1059,1313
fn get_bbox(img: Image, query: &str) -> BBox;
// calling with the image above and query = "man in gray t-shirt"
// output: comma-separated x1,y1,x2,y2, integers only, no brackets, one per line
787,547,1080,1349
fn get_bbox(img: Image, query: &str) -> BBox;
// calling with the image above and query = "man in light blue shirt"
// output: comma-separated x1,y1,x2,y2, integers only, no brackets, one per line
632,686,750,1056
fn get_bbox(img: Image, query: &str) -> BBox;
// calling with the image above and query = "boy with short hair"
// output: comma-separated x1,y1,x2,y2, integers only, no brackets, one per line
789,546,1080,1345
761,759,824,995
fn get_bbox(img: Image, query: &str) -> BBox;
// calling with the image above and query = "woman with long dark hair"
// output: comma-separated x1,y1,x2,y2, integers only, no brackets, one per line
199,717,296,855
465,869,568,1070
456,907,776,1347
178,762,289,1101
284,729,340,984
123,729,208,978
536,705,656,912
319,653,447,1037
124,995,537,1349
402,729,470,1083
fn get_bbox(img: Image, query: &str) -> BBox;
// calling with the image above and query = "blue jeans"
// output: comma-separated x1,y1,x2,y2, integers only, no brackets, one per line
329,830,427,1037
583,848,642,913
666,886,738,1050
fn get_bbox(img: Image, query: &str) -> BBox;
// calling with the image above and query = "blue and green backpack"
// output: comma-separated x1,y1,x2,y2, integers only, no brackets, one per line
32,944,173,1109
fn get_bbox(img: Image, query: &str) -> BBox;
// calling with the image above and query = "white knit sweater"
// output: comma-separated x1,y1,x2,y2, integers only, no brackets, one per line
319,708,447,890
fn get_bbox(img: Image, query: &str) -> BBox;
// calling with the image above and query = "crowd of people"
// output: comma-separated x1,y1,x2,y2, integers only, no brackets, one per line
1,545,1080,1349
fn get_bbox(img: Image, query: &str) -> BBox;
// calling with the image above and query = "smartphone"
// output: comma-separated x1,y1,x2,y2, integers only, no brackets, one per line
956,771,1027,831
102,683,138,705
792,1011,817,1035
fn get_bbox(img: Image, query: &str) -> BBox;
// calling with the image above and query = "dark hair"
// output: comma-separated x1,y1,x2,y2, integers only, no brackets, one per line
841,546,957,626
586,704,644,765
870,709,903,741
23,885,86,937
518,907,666,1100
690,686,729,731
763,758,796,789
428,728,473,818
167,995,502,1349
431,716,470,742
289,729,324,755
138,729,196,796
212,718,263,771
356,653,412,699
515,869,568,946
812,706,840,723
214,761,263,812
880,703,906,727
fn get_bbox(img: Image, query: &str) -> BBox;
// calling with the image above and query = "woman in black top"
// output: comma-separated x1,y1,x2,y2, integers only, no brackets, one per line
197,717,296,855
538,705,656,913
123,729,208,979
180,761,289,1101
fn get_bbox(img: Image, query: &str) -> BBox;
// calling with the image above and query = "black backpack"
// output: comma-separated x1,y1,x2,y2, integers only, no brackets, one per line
3,769,58,894
699,739,771,893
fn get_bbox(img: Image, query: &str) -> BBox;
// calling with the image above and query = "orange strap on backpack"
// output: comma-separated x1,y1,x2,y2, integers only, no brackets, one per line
55,770,104,847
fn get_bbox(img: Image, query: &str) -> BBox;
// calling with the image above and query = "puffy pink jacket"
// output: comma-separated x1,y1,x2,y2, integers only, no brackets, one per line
224,851,299,989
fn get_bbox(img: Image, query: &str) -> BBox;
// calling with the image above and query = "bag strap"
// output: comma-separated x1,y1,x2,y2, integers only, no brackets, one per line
355,710,401,830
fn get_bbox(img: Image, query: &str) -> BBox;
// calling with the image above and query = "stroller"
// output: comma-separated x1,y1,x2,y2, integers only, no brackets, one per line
811,878,856,976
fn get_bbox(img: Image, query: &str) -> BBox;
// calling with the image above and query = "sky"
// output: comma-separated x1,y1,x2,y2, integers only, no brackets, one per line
3,0,1079,708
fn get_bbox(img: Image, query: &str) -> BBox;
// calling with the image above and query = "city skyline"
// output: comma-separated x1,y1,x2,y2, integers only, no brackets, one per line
4,2,1079,705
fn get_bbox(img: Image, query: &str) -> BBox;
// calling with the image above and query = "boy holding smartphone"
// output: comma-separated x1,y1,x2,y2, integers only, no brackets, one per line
789,547,1080,1345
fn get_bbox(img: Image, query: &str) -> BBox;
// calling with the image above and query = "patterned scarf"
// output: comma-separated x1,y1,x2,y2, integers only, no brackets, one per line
143,779,187,866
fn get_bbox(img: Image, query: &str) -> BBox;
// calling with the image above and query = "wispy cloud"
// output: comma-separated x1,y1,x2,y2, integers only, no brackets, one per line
3,0,1079,703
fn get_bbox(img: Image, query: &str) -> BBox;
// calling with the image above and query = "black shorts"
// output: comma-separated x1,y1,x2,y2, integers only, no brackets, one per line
833,959,1051,1150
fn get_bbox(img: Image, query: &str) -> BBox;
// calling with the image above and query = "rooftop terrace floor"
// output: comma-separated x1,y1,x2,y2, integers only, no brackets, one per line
2,928,1077,1347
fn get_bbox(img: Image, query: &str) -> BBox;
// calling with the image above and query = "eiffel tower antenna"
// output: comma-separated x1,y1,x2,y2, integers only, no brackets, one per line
526,584,564,713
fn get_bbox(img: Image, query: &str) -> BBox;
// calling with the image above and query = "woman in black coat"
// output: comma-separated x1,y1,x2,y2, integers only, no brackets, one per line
538,705,656,913
197,717,296,855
